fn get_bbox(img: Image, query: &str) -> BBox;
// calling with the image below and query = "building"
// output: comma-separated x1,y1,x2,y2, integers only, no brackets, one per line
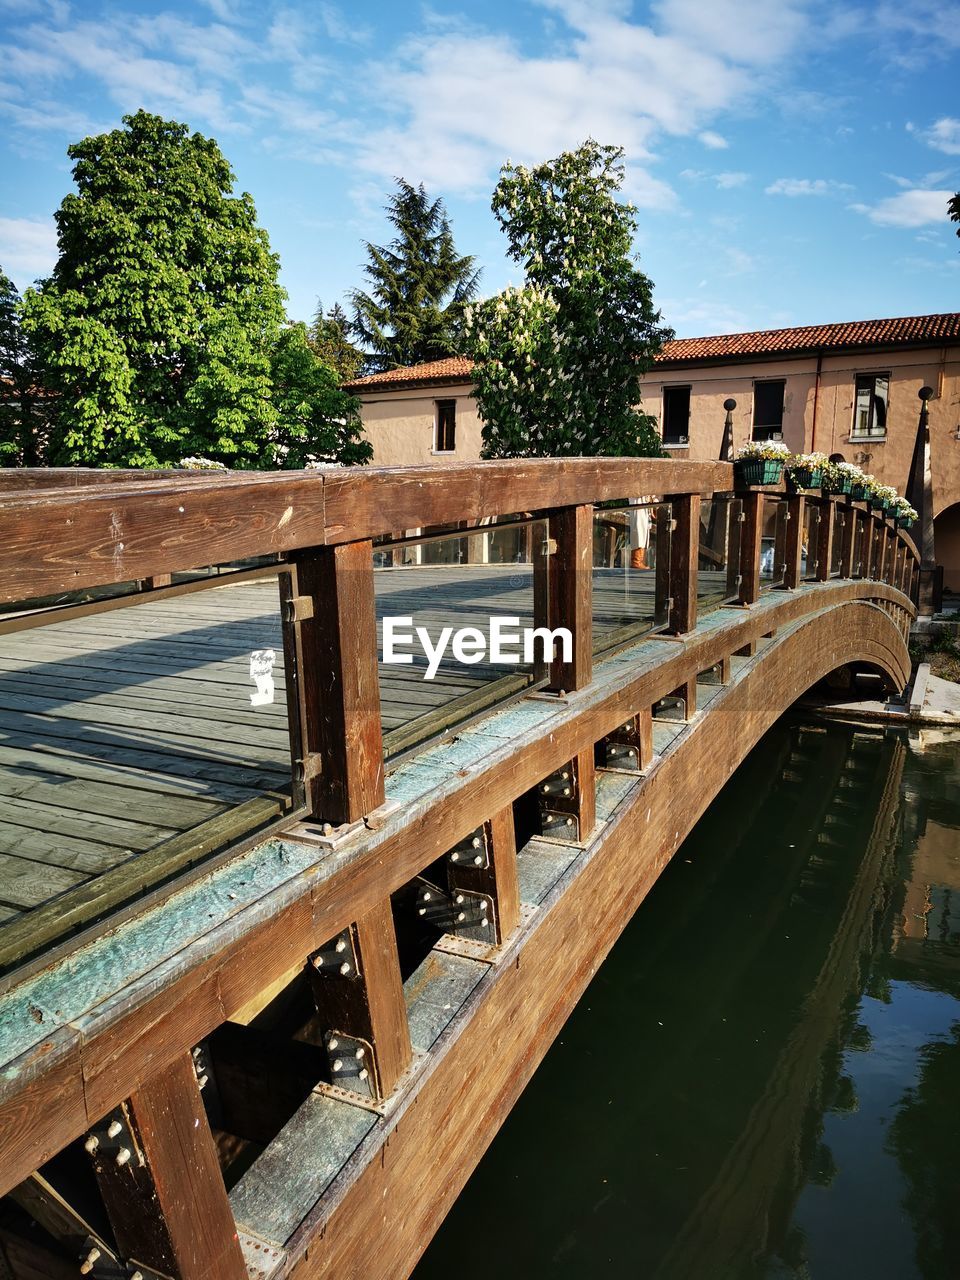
345,313,960,587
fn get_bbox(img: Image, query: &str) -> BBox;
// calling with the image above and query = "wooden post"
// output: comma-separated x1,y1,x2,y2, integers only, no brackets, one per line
88,1052,246,1280
783,495,805,589
674,676,697,719
738,491,763,605
539,749,596,842
548,504,593,692
574,746,597,840
861,512,875,579
816,499,835,582
291,541,384,825
447,807,520,944
307,899,412,1100
667,493,700,632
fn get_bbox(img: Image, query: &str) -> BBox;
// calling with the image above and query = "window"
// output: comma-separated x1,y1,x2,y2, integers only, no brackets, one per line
661,385,691,444
852,374,888,438
435,399,456,452
752,380,785,440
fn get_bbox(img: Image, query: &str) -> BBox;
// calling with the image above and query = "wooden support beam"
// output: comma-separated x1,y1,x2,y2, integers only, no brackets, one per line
547,504,594,692
667,493,700,633
816,500,835,583
863,513,878,580
574,746,597,840
783,495,805,589
306,899,412,1100
598,708,653,773
88,1051,246,1280
878,524,890,584
738,492,763,605
291,541,384,824
447,807,520,945
672,677,697,719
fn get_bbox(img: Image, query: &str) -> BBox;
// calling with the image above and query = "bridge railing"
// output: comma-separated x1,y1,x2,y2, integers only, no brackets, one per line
0,461,919,974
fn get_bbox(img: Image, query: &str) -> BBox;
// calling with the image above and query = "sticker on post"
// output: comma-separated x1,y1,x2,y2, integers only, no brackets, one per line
249,649,276,706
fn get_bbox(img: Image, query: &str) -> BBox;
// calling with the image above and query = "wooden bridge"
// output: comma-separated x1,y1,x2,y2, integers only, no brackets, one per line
0,459,916,1279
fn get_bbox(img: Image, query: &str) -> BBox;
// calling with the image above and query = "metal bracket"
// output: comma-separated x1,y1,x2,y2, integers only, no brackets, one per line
653,694,686,721
323,1029,376,1100
540,809,580,841
310,928,360,980
538,767,575,803
416,881,492,941
602,742,640,771
282,595,314,623
447,826,489,870
541,537,558,555
288,799,401,850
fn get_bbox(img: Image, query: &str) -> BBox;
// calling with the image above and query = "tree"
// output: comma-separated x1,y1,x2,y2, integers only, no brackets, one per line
467,140,671,458
21,110,286,468
950,191,959,239
0,269,46,466
350,179,480,372
307,301,364,382
270,323,371,467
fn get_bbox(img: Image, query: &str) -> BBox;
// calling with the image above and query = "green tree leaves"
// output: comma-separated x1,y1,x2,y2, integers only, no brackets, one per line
469,140,671,459
20,111,365,470
350,179,480,372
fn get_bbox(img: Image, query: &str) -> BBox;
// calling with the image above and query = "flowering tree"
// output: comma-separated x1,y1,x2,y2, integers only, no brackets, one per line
468,140,671,458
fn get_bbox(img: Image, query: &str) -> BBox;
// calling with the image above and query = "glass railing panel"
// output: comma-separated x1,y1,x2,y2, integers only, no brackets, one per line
0,570,297,973
591,501,671,657
803,502,822,579
698,496,741,613
760,497,788,590
375,520,550,757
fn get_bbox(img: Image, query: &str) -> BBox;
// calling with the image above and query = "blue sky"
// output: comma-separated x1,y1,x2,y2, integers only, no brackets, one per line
1,0,958,338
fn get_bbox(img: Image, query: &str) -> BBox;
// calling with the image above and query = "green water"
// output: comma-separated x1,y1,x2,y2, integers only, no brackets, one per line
413,719,960,1280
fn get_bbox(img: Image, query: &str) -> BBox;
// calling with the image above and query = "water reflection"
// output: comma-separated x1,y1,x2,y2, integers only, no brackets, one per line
413,721,960,1280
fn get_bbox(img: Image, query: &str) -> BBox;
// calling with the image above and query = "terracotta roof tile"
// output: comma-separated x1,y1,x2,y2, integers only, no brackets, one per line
654,312,960,363
344,314,960,389
344,356,475,391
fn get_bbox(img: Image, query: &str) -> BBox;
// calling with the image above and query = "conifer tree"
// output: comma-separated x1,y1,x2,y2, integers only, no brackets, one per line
350,180,480,372
308,301,364,382
0,268,45,466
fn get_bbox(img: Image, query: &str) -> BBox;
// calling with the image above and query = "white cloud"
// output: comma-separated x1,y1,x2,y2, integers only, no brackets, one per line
917,117,960,156
765,177,851,196
0,215,57,285
699,130,728,149
851,189,954,228
715,171,748,188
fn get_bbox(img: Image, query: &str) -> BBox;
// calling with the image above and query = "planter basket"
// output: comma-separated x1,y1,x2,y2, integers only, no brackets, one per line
824,475,853,495
789,466,823,490
870,495,889,511
850,484,871,502
735,458,784,487
897,516,916,529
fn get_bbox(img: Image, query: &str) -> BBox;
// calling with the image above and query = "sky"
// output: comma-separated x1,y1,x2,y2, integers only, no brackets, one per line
0,0,959,339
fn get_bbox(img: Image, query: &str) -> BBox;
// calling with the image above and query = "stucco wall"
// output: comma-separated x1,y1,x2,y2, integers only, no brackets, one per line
356,383,483,466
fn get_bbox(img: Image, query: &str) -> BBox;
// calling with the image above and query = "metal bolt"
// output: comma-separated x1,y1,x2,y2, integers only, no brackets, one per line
107,1120,123,1139
339,962,351,976
417,907,426,916
455,894,465,905
359,1068,369,1081
332,1059,343,1072
116,1148,132,1166
471,836,482,848
197,1075,208,1089
563,787,571,796
422,890,432,901
355,1046,365,1059
474,855,483,866
84,1135,99,1154
335,938,347,952
457,912,466,922
328,1037,339,1050
450,851,460,861
80,1248,101,1275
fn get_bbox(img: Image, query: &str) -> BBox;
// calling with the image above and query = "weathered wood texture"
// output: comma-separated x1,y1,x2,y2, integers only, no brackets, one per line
446,807,520,944
291,544,384,823
738,493,764,605
783,496,805,590
815,500,835,583
92,1050,246,1279
0,577,913,1199
547,505,593,692
307,899,411,1099
0,460,733,603
280,597,913,1280
667,493,701,633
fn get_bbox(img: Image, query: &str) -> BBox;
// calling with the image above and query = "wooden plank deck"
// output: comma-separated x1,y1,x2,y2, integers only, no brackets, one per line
0,562,716,958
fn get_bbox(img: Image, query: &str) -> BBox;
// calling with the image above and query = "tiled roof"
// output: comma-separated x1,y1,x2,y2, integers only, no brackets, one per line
344,356,475,391
344,314,960,389
655,312,960,363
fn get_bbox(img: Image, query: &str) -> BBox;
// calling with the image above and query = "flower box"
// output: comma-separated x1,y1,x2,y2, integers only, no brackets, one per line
850,484,871,502
896,516,916,529
788,466,823,490
735,458,785,486
823,474,853,495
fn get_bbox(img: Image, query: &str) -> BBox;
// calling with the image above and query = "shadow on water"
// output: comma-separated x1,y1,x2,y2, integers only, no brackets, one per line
413,718,960,1280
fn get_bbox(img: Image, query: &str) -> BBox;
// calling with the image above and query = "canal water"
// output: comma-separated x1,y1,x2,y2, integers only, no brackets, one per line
413,718,960,1280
